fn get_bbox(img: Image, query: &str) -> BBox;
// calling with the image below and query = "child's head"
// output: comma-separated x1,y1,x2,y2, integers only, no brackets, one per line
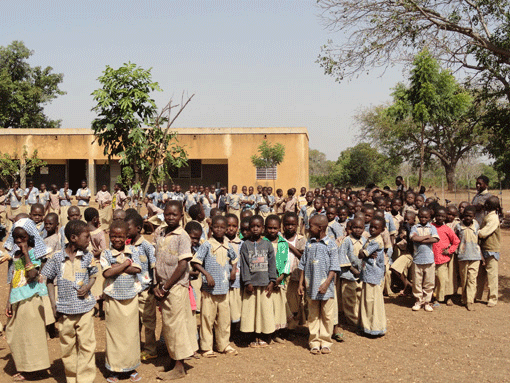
425,197,435,207
101,184,108,192
287,188,295,197
264,215,281,241
248,186,254,195
314,196,324,212
345,201,356,216
65,220,90,251
164,201,183,229
30,203,45,224
13,226,34,248
391,198,403,214
328,196,337,208
84,207,100,226
369,216,385,237
44,213,59,235
415,195,425,209
476,175,489,193
276,189,283,197
325,205,337,222
282,212,298,238
109,220,128,251
446,205,458,223
257,185,263,194
242,186,247,195
434,206,447,226
210,208,222,217
337,206,349,223
404,211,416,225
485,196,500,212
225,214,239,240
67,206,81,221
40,183,46,191
184,221,203,248
417,207,432,226
461,205,476,226
300,187,306,196
240,217,251,240
373,197,386,211
81,179,88,189
112,209,126,221
358,189,367,202
405,191,416,206
240,210,253,219
314,188,320,196
248,215,265,239
458,201,469,215
362,206,374,224
308,215,328,239
305,191,314,204
211,215,227,240
189,204,205,222
351,217,365,239
51,184,58,193
232,185,238,193
125,213,143,240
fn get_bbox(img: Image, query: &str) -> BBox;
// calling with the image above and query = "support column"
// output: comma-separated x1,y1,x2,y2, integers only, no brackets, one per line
88,159,96,195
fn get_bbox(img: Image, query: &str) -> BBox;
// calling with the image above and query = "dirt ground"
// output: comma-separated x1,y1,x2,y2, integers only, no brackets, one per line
0,189,509,382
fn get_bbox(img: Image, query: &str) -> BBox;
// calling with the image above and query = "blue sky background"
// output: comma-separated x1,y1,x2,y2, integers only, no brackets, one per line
2,0,405,160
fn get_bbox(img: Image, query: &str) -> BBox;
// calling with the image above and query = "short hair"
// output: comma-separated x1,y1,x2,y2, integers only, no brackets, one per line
373,197,385,206
287,188,295,196
125,208,138,217
240,216,251,227
65,220,88,241
84,207,99,222
282,212,298,223
371,216,386,228
463,205,477,216
109,219,128,233
477,175,490,185
30,203,45,213
68,206,80,215
249,215,264,226
125,212,144,228
418,207,431,216
211,215,227,226
45,212,59,223
165,200,183,213
210,208,222,217
485,196,500,211
265,214,281,226
225,213,238,223
188,204,202,220
185,221,203,234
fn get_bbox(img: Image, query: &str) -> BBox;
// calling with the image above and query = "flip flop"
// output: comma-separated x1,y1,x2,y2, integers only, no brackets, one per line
106,375,119,383
332,333,344,342
203,351,217,358
12,373,25,382
130,372,142,382
223,346,238,355
310,347,320,355
321,347,331,354
249,341,259,348
257,340,269,348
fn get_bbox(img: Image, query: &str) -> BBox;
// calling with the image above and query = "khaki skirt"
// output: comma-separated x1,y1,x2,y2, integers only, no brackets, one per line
341,279,362,326
240,286,275,334
229,287,242,323
359,282,386,336
6,295,50,372
104,296,140,372
272,284,289,330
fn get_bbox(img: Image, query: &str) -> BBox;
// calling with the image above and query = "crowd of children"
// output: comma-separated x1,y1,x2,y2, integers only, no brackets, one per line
0,175,502,382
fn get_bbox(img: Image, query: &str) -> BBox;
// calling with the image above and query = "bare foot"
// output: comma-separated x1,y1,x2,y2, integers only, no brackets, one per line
157,367,186,381
446,298,453,306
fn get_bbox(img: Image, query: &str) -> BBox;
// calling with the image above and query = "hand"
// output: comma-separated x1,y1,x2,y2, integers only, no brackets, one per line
77,284,90,297
442,249,450,256
19,242,29,256
5,302,12,318
358,249,365,259
318,281,329,295
297,284,304,296
265,281,275,297
153,285,167,300
205,274,215,287
229,270,236,283
245,284,254,295
352,268,360,277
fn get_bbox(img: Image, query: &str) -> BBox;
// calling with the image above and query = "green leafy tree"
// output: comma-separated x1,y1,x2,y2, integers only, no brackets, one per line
91,63,190,195
309,149,342,187
0,41,65,129
359,50,484,189
251,141,285,189
0,146,47,189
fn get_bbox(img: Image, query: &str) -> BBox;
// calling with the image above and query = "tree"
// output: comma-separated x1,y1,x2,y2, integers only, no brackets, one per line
317,0,510,102
309,149,341,187
0,146,47,189
251,141,285,189
358,50,486,190
91,63,190,194
0,41,65,129
335,143,399,187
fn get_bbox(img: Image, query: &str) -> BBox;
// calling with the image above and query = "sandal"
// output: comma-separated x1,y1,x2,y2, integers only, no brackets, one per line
106,375,119,383
321,347,331,354
130,372,141,382
310,347,320,355
257,340,268,348
249,341,259,348
12,373,25,382
203,351,217,358
223,345,238,355
332,333,344,342
140,351,157,361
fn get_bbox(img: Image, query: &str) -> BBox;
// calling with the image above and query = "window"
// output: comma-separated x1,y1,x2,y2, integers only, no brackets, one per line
176,159,202,179
256,166,277,180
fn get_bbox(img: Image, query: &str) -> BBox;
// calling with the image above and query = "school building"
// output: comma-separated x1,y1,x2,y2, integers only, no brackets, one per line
0,128,309,194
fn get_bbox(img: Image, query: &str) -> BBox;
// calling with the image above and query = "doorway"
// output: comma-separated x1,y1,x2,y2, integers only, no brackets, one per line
68,160,87,191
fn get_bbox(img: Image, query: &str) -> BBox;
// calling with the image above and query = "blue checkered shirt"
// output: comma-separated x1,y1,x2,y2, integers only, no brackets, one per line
59,189,73,206
327,220,344,240
100,246,143,300
132,237,156,291
42,250,98,315
410,222,440,264
359,235,385,285
298,236,341,300
338,235,366,281
193,237,238,295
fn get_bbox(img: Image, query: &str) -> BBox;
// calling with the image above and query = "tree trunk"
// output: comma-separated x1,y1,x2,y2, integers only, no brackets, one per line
444,162,456,191
418,124,425,188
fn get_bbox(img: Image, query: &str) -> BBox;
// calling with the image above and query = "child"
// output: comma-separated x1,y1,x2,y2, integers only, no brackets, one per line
325,205,343,240
187,222,204,324
264,214,290,342
100,220,143,382
432,206,460,306
282,212,306,330
43,213,60,256
58,206,82,251
477,196,501,307
275,189,285,216
48,184,61,215
338,217,366,327
226,185,242,220
192,215,238,357
298,191,315,235
225,214,243,330
402,191,418,218
358,216,386,336
96,184,113,228
42,220,98,383
284,188,298,213
59,182,73,227
37,184,50,213
153,201,198,380
298,215,341,354
30,203,46,237
446,205,461,230
455,206,481,311
75,180,91,216
256,189,273,219
240,215,277,348
5,219,50,381
112,183,127,210
189,203,209,240
125,212,158,360
390,211,416,296
410,207,440,312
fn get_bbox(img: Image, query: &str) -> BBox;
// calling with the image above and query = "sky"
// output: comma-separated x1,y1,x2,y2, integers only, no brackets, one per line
1,0,405,160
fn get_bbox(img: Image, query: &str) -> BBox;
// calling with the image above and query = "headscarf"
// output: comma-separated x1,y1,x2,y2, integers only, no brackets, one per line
6,218,48,260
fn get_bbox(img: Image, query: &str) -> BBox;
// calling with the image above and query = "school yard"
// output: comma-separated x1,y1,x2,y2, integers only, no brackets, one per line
0,189,509,382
